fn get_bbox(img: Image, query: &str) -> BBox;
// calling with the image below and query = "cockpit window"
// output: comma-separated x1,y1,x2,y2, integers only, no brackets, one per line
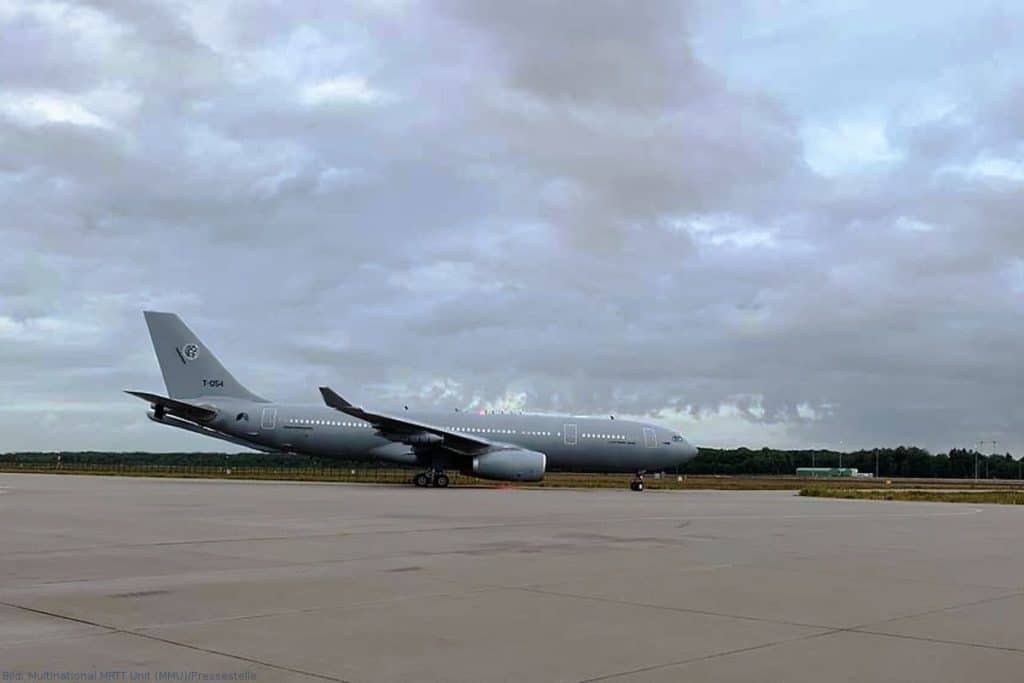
672,435,684,442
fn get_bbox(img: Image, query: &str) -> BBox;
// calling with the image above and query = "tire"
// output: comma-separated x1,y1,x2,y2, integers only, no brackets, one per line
434,473,450,488
636,482,644,492
413,473,429,487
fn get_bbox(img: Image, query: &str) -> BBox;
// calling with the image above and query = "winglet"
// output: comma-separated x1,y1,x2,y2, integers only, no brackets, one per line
319,386,354,410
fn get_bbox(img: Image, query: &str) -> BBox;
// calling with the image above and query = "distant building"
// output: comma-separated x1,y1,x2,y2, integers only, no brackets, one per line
796,467,873,478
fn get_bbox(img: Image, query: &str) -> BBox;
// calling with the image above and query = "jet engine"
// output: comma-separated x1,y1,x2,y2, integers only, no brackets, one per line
468,448,547,482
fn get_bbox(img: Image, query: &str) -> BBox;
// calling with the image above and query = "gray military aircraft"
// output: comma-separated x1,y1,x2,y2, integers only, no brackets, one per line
128,312,699,490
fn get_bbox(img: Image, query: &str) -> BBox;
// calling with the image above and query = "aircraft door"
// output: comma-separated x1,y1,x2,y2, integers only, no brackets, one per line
642,427,657,448
564,423,577,446
260,407,277,430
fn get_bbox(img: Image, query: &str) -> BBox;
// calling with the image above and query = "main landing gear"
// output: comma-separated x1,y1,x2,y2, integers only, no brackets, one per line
413,470,449,488
629,472,645,492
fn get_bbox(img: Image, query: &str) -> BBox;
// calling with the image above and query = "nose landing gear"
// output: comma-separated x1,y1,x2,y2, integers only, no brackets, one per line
629,472,645,492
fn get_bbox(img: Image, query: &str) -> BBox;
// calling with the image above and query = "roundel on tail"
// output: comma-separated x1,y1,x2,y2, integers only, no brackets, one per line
182,343,200,361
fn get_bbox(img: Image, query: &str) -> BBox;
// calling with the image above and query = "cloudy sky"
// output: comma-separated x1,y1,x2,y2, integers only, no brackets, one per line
2,0,1023,454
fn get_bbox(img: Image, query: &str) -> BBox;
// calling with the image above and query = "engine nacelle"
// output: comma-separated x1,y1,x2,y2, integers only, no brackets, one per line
469,448,546,482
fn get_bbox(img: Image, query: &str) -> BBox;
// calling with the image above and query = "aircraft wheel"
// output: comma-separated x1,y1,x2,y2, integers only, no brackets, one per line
434,473,450,488
413,472,430,487
630,480,644,492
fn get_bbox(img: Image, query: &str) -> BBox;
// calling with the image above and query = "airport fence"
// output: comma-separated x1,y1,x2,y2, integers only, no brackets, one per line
0,461,646,488
5,460,1024,490
0,461,444,485
0,461,744,488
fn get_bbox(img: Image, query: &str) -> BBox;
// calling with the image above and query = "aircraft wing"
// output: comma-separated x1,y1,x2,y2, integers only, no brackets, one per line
125,390,218,422
319,386,490,454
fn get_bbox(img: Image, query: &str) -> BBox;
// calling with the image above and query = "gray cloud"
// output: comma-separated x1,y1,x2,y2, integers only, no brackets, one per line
1,0,1022,454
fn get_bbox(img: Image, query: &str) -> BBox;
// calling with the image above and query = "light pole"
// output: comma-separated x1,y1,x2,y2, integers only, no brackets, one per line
975,441,984,481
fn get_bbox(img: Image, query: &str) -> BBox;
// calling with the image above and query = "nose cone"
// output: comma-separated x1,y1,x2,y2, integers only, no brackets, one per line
659,439,698,470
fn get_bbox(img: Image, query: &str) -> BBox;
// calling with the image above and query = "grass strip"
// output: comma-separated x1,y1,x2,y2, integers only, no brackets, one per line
800,487,1024,504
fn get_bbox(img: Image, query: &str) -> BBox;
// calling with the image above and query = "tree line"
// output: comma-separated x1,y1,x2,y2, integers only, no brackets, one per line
1,447,1020,479
682,447,1021,479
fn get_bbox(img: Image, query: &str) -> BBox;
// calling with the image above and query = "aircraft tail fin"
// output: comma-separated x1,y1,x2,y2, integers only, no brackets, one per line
143,311,267,402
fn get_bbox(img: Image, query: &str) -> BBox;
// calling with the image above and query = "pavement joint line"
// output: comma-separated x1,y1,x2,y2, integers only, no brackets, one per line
0,601,110,630
11,546,1015,603
0,506,987,559
0,626,124,650
0,574,843,683
0,537,775,593
0,600,349,683
855,588,1024,630
581,589,1024,681
498,584,1024,656
130,585,499,631
8,539,685,591
578,591,1024,683
821,588,1024,654
31,573,1017,683
847,628,1024,655
491,584,835,631
6,560,1016,629
578,628,842,682
726,560,1023,593
0,498,991,553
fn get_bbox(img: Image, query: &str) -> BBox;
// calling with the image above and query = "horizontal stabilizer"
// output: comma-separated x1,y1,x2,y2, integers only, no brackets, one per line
125,390,218,422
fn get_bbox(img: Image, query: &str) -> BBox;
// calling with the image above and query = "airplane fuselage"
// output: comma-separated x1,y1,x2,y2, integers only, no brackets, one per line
165,397,698,474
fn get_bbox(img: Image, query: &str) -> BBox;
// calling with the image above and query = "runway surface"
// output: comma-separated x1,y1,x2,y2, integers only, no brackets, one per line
2,474,1024,682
